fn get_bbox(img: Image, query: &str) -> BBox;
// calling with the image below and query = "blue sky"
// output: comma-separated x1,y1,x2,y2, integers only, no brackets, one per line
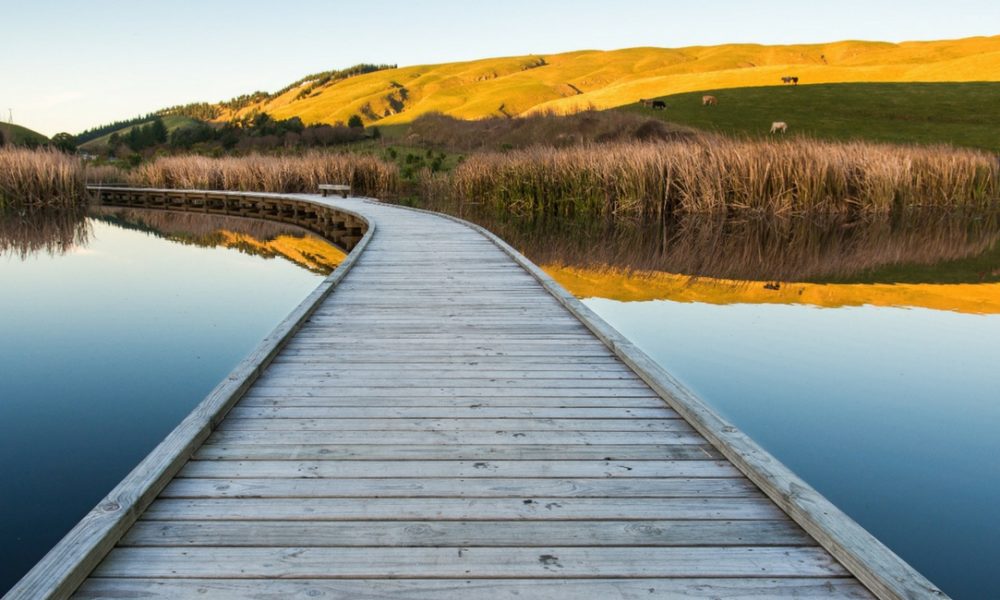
1,0,997,136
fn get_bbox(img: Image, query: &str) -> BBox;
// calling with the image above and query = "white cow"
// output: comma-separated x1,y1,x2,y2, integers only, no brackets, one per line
770,121,788,134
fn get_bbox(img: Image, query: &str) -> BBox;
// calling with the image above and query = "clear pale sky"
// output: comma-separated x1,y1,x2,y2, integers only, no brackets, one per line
1,0,997,136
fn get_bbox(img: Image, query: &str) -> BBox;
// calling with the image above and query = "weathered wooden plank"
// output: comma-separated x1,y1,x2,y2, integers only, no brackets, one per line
244,387,663,398
73,578,874,599
179,459,741,479
161,477,760,499
216,418,691,433
120,519,812,547
193,443,722,461
268,356,628,366
252,378,651,390
143,497,784,521
236,396,671,408
206,430,705,446
225,406,678,420
91,546,847,578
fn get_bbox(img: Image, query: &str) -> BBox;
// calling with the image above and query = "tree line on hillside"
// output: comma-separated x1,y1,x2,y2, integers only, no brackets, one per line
108,118,168,152
76,114,159,145
98,111,373,158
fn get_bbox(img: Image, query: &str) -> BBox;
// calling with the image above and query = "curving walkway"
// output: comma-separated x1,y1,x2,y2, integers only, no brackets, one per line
9,192,944,599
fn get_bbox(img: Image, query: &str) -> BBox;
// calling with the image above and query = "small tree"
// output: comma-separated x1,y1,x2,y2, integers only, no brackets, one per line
347,114,364,129
151,118,168,144
0,128,6,147
51,132,77,153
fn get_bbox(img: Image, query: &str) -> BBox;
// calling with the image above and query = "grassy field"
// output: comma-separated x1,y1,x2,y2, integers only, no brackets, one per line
622,82,1000,153
201,36,999,128
0,123,49,146
79,115,201,150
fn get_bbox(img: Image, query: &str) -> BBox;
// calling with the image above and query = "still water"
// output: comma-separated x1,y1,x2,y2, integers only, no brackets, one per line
2,203,998,598
0,208,343,593
583,299,1000,599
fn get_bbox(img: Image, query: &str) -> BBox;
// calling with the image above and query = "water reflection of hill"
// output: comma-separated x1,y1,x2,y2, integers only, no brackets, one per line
463,210,1000,284
91,208,347,275
0,207,346,275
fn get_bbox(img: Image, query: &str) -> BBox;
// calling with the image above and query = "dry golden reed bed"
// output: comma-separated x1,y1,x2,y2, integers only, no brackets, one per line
444,139,999,217
2,140,997,216
0,148,87,209
130,153,398,198
0,150,398,210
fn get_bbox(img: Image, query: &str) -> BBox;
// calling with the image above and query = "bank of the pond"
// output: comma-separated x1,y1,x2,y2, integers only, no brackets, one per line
0,213,339,595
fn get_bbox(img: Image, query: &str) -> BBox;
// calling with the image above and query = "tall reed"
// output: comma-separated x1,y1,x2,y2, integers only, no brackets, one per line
444,139,999,217
0,148,87,209
131,152,399,198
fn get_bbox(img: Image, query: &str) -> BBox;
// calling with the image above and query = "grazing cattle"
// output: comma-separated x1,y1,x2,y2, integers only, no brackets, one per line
702,95,717,106
781,76,799,85
652,100,666,110
770,121,788,134
640,98,655,108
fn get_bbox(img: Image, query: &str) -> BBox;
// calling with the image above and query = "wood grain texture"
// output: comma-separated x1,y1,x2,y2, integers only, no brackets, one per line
120,519,812,547
91,546,848,578
73,578,874,599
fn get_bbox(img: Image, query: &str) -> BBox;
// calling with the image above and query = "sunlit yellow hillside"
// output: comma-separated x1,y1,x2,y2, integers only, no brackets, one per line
545,265,1000,315
221,36,1000,126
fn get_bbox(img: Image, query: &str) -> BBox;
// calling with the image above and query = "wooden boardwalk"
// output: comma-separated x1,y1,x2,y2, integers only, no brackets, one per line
8,191,945,599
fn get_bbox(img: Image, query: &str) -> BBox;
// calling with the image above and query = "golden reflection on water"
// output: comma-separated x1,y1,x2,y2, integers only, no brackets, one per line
0,207,348,275
545,265,1000,315
92,208,347,274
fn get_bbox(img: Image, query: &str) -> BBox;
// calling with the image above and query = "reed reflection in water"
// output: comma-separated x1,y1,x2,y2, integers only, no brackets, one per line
443,205,1000,284
0,209,91,260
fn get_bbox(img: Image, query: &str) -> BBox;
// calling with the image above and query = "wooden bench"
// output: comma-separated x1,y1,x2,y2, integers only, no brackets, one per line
319,184,351,198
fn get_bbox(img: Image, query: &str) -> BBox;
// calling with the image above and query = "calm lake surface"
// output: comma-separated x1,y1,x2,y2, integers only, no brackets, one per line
2,203,998,598
0,208,342,593
583,299,999,600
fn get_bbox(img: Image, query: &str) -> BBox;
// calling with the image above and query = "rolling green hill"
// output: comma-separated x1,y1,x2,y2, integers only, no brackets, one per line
0,123,49,146
622,82,1000,153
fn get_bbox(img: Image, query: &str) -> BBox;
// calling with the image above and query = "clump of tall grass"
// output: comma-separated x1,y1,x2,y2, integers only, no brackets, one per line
443,139,999,217
131,152,398,198
0,148,87,209
84,164,128,185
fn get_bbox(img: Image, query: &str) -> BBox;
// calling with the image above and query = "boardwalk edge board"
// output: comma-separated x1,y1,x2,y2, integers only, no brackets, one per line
2,190,374,600
382,199,948,600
